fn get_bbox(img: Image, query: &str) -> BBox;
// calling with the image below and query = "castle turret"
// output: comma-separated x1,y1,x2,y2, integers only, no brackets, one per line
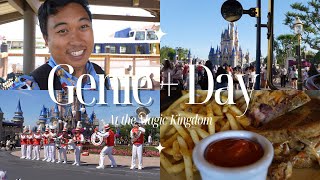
12,99,24,126
230,22,235,40
231,47,236,67
38,105,47,129
53,104,59,119
187,49,191,64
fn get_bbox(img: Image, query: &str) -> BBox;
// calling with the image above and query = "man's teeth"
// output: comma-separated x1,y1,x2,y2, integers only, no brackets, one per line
71,50,84,56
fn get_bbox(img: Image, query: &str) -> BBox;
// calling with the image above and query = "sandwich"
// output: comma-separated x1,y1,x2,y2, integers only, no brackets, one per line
247,90,311,127
251,93,320,180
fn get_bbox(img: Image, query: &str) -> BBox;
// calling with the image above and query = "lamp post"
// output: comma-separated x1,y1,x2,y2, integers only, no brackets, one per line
72,110,76,129
294,16,303,90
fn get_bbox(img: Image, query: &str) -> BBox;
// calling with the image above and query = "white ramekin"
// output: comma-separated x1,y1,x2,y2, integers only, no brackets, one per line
193,130,274,180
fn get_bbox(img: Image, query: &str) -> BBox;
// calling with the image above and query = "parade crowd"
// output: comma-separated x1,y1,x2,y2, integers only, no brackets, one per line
160,59,320,90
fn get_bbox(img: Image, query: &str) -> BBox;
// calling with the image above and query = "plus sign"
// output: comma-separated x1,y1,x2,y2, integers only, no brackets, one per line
160,72,178,96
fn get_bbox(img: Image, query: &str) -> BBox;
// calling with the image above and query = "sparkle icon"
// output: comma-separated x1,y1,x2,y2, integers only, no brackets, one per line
155,143,165,153
155,28,166,41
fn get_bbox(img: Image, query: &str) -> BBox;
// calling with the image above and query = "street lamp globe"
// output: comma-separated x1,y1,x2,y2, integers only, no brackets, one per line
294,17,303,35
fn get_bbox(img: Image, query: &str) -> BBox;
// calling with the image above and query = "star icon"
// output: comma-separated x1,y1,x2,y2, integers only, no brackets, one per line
155,143,165,153
155,28,166,41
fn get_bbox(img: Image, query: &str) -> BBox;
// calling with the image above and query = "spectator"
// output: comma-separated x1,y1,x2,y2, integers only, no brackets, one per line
215,66,228,90
290,66,298,89
280,66,287,88
308,64,319,77
160,60,174,90
199,60,213,90
148,134,152,145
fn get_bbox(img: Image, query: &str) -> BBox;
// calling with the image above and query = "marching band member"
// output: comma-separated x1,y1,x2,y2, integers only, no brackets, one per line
48,125,57,163
20,126,28,159
72,121,84,166
32,126,42,160
57,124,69,164
130,122,145,170
96,124,117,169
42,125,50,161
26,126,34,160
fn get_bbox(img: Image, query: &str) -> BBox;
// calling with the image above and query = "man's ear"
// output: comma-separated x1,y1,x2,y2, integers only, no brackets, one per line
43,35,48,46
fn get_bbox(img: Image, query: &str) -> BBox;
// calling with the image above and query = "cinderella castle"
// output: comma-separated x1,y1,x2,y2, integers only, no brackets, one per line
0,100,24,141
0,91,99,141
208,22,250,67
36,90,99,132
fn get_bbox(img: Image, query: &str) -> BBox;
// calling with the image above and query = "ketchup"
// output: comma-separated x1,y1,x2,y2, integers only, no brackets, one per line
204,138,264,167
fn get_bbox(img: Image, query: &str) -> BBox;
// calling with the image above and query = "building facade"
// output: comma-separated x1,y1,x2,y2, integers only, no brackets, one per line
0,101,23,141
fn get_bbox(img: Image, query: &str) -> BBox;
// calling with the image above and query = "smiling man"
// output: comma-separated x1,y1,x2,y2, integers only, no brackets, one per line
10,0,109,90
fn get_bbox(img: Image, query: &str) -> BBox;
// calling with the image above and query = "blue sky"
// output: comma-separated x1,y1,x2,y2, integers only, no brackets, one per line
0,90,160,126
161,0,305,60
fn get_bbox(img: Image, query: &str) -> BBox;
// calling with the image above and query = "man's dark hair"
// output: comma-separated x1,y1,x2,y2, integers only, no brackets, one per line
38,0,92,37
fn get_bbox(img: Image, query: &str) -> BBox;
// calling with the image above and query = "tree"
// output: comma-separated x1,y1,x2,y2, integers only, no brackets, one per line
175,47,189,61
313,51,320,64
284,1,320,51
160,46,175,62
274,34,296,65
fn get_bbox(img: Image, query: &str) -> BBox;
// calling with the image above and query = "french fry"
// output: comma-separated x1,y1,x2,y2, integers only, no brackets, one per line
163,93,191,115
206,103,215,134
195,127,209,139
173,124,194,149
236,97,246,107
240,103,248,112
237,116,251,127
160,122,170,138
174,110,207,119
160,91,253,179
162,148,174,156
170,163,185,174
160,153,173,171
187,128,200,144
165,126,177,137
177,136,193,180
222,105,229,113
221,121,230,131
229,105,244,116
226,112,239,130
172,140,182,161
162,132,179,148
212,102,223,116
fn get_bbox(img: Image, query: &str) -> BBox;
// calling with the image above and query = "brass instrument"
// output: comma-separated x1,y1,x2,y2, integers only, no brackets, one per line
131,130,142,144
90,132,104,146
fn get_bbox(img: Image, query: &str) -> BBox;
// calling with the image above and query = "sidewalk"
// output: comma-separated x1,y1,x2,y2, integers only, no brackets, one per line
11,148,159,168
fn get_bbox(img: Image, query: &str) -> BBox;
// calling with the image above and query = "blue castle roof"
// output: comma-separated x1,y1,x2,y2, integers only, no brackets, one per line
16,99,22,113
13,99,24,122
54,104,59,113
40,105,47,116
0,107,2,114
89,110,96,123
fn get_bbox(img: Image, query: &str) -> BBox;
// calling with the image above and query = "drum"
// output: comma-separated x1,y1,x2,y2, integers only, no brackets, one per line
90,132,104,146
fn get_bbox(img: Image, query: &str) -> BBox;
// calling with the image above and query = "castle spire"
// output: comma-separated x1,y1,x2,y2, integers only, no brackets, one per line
40,105,47,116
12,99,24,125
0,107,2,114
16,99,22,113
54,104,59,113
